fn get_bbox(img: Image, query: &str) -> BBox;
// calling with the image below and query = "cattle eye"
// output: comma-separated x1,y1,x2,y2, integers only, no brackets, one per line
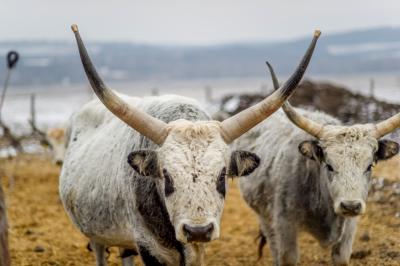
163,169,174,197
366,164,373,172
216,167,226,197
326,164,334,172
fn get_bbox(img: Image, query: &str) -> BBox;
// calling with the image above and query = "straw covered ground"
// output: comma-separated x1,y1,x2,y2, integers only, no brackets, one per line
1,155,399,265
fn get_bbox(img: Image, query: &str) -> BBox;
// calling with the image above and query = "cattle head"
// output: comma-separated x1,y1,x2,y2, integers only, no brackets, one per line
46,127,67,166
127,120,261,242
72,24,320,243
267,63,400,217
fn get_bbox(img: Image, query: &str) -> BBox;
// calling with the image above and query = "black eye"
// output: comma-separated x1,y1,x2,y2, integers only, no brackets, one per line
216,167,226,197
326,164,334,172
366,164,373,172
163,169,174,197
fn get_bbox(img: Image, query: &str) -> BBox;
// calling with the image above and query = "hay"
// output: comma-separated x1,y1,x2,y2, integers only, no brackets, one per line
1,155,399,265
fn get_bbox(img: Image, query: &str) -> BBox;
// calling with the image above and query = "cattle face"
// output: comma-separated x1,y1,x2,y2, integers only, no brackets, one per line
46,127,66,166
266,62,400,218
298,125,398,217
128,120,259,243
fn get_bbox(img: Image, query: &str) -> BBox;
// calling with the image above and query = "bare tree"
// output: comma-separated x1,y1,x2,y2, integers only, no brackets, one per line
28,94,49,146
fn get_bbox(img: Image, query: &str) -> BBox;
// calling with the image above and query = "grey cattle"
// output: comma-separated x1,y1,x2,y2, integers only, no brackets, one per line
59,25,319,266
237,63,400,266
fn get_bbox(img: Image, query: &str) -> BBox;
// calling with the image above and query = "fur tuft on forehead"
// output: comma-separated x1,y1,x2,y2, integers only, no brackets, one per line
321,125,378,149
168,120,223,143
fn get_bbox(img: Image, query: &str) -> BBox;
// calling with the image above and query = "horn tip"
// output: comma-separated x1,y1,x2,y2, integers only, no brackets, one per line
71,24,79,33
314,30,321,37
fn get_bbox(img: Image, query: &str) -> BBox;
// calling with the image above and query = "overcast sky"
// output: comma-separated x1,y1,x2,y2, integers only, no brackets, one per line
1,0,400,45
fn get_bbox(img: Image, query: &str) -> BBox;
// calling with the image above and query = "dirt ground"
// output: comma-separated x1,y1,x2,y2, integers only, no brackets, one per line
1,155,399,266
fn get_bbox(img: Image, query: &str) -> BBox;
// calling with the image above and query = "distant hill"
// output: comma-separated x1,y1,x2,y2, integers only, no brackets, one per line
1,27,400,86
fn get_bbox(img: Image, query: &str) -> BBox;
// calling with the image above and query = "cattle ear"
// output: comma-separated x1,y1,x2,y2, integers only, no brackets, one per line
228,151,260,177
127,150,159,177
376,140,399,161
298,140,323,162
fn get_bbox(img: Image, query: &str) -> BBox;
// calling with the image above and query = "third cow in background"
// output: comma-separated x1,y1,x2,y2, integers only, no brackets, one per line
46,127,68,166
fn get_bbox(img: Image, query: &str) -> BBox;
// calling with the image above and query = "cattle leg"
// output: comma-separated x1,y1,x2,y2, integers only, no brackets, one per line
275,217,298,266
259,217,279,265
331,218,357,266
119,247,136,266
89,240,107,266
257,217,270,259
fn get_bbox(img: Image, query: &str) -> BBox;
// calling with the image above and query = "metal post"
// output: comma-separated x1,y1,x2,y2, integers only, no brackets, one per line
0,51,19,123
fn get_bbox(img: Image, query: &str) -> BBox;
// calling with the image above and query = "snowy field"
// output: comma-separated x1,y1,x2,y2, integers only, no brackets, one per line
2,72,400,133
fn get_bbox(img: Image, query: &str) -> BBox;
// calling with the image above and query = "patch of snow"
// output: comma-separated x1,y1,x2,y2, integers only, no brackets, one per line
223,96,240,113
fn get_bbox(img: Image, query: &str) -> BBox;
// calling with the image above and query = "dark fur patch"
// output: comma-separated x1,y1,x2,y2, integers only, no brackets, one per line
216,167,226,197
135,178,185,264
136,180,178,248
376,140,399,161
228,151,260,177
138,245,165,266
163,169,175,197
127,150,159,176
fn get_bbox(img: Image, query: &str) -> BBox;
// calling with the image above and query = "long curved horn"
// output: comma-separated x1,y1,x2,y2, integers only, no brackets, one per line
220,30,321,143
71,24,168,145
373,114,400,138
266,62,324,139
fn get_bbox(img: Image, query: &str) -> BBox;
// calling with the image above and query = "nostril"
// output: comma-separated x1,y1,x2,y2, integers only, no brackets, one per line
55,160,63,166
183,223,214,242
183,224,190,235
204,223,214,234
340,201,362,214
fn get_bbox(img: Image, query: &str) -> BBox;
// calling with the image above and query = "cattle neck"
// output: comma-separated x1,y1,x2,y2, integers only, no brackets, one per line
302,160,346,246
